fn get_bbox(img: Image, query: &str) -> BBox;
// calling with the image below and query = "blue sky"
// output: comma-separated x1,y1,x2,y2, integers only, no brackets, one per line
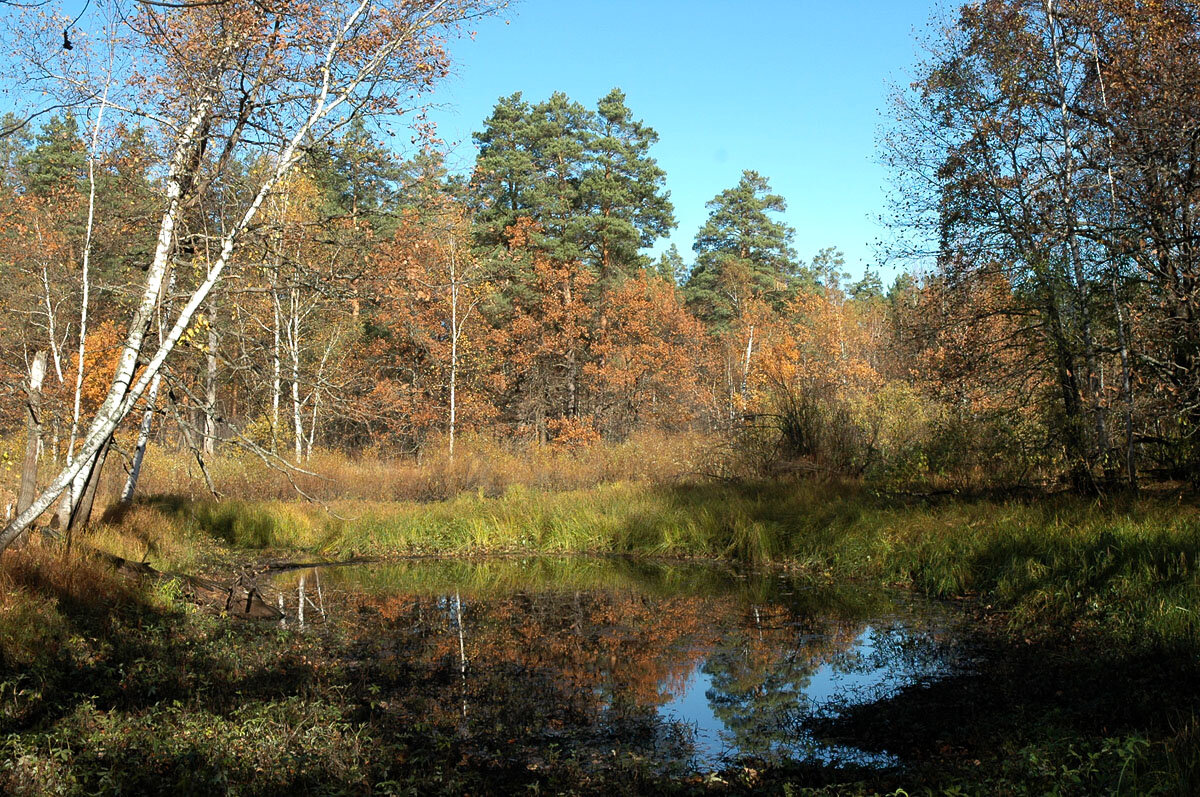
416,0,943,282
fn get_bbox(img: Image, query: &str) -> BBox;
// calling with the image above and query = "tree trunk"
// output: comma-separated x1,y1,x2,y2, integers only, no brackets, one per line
291,298,304,461
272,293,282,453
204,311,219,456
68,437,112,534
121,371,163,505
17,351,48,518
450,278,458,462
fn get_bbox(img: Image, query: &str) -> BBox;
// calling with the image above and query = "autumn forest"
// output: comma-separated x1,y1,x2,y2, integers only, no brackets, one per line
3,0,1200,794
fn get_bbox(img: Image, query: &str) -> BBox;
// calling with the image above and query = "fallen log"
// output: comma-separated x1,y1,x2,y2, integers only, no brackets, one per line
86,548,284,621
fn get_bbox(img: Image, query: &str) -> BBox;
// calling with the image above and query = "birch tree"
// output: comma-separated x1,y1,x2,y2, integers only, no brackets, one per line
0,0,499,551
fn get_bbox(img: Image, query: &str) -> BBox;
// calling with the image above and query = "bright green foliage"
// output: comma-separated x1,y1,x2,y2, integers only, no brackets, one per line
685,170,798,324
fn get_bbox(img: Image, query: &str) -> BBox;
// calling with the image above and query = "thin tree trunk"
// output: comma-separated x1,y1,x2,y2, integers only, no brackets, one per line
450,269,458,462
65,86,109,474
120,371,163,504
17,351,48,518
1091,27,1138,489
40,265,64,385
270,190,290,454
272,292,282,453
204,309,219,456
741,323,755,397
291,292,304,461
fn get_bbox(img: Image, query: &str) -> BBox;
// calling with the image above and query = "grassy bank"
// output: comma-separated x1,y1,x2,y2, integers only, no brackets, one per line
6,478,1200,793
99,480,1200,651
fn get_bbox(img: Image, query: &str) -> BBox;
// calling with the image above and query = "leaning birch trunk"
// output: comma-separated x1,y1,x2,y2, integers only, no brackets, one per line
0,90,221,552
120,371,163,504
17,351,48,518
0,0,474,554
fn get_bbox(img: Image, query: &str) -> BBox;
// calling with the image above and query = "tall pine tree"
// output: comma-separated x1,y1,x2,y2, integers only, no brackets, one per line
471,88,673,283
685,170,798,324
577,88,674,284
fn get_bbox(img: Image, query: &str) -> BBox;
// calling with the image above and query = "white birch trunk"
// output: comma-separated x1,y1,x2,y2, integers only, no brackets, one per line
17,351,48,517
204,312,218,456
290,291,304,461
272,291,282,453
120,371,163,504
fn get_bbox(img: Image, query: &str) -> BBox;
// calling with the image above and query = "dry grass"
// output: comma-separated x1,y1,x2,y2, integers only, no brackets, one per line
0,538,152,667
119,430,714,503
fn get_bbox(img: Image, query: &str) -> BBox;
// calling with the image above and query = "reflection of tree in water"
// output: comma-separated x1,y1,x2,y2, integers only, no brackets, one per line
266,560,938,769
351,588,726,760
703,606,861,760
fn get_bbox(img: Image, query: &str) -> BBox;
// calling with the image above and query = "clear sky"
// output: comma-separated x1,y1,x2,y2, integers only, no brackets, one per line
414,0,942,282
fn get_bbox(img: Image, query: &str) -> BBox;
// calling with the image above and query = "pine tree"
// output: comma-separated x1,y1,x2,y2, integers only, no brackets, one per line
685,170,798,325
577,88,674,285
849,267,884,302
471,93,535,246
655,243,688,284
471,89,673,282
20,114,85,198
810,247,849,295
307,116,401,234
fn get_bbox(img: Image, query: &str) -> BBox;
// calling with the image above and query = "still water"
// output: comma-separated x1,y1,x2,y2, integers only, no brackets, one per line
267,557,967,772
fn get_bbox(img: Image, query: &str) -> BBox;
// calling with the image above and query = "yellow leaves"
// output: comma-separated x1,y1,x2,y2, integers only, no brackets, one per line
179,313,211,352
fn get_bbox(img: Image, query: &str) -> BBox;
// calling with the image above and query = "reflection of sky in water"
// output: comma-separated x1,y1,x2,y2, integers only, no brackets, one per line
659,626,947,769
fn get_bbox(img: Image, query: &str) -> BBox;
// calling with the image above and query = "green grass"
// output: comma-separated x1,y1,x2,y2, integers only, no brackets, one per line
119,481,1200,653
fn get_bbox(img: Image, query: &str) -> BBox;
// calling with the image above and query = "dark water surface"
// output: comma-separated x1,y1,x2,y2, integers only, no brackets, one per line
267,557,969,773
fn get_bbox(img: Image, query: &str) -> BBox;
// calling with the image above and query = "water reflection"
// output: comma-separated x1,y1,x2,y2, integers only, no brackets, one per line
266,557,965,771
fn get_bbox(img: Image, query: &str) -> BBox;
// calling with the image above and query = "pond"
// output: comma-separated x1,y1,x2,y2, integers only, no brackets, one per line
265,556,970,774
